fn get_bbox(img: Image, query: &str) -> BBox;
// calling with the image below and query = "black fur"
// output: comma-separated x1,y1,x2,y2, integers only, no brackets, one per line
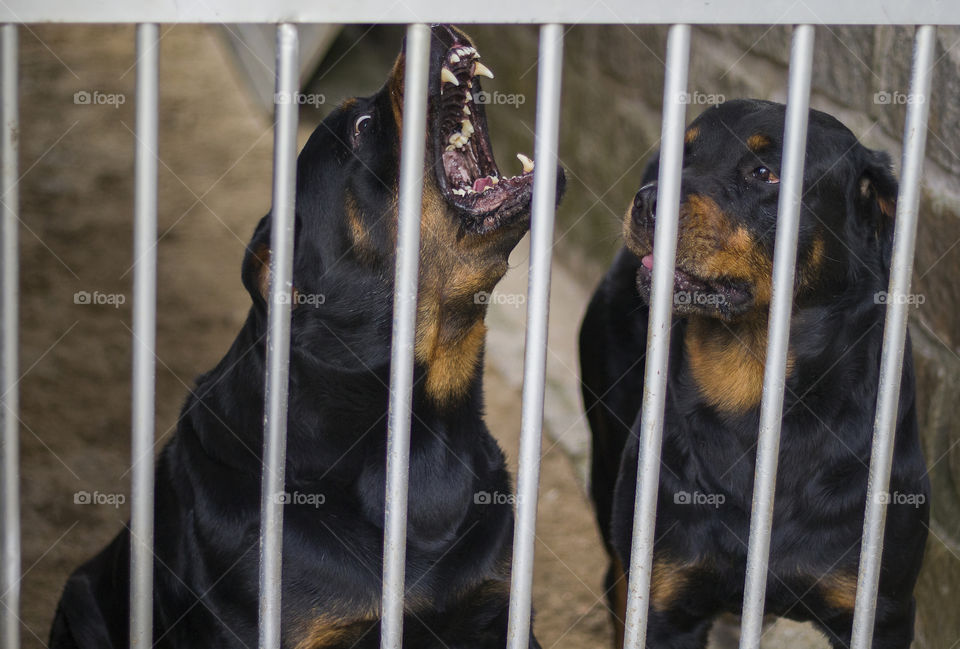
51,25,563,649
581,99,928,649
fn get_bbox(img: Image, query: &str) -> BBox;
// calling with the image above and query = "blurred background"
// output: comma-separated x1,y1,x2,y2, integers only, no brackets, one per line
11,22,960,649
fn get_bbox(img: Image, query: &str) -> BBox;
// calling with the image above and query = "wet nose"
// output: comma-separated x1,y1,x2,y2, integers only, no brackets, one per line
632,183,658,228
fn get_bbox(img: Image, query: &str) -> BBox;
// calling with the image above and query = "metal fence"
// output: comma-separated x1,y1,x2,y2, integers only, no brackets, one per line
0,3,956,649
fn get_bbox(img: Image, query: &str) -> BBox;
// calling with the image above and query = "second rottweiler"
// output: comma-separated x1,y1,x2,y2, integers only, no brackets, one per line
51,25,563,649
581,99,928,649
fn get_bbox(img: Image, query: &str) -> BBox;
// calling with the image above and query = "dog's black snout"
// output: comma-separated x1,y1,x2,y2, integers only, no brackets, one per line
633,183,658,228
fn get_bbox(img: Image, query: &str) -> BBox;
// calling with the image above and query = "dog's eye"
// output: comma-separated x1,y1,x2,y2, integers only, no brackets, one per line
354,114,373,138
751,166,780,184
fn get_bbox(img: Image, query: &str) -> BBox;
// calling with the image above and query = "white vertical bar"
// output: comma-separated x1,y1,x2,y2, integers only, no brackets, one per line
380,22,430,649
0,23,19,649
621,23,690,649
738,24,815,649
258,23,299,649
850,25,935,649
505,22,564,649
130,22,158,649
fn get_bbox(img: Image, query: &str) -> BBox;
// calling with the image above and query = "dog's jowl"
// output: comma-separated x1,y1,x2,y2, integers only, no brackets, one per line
50,25,563,649
581,99,928,649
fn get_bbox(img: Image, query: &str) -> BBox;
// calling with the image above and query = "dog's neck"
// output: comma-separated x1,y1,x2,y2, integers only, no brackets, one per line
683,313,776,414
683,297,883,417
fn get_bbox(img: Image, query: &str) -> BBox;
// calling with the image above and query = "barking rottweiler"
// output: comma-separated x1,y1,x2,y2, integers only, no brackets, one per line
580,99,928,649
51,25,563,649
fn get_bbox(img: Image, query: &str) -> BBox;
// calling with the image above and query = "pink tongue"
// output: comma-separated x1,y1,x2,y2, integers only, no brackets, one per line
472,176,494,193
641,254,654,270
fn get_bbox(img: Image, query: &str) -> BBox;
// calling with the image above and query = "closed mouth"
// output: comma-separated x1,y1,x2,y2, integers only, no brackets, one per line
634,252,754,320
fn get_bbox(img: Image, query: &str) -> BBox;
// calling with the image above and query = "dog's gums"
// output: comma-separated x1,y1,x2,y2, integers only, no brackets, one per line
432,41,536,233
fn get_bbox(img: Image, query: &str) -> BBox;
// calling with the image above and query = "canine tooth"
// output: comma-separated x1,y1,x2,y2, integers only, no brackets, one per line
463,104,471,115
441,68,459,86
449,53,460,64
473,61,494,79
517,153,535,174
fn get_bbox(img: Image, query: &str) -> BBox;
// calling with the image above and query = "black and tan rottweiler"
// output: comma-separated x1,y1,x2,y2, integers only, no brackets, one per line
580,99,928,648
51,25,563,649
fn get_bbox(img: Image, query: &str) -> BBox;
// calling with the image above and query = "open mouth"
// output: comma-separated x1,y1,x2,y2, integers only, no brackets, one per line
635,253,754,320
430,40,535,233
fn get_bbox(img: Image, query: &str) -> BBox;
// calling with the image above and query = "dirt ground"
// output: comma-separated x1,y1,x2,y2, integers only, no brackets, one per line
12,23,612,648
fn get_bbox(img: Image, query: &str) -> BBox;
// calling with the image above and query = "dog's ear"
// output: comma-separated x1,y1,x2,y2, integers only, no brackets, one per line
241,215,273,305
851,148,898,268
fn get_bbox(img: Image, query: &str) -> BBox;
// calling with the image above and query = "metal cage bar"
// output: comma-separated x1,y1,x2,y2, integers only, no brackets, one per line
505,22,564,649
850,25,936,649
258,23,299,649
621,23,690,649
3,2,960,25
380,22,431,649
129,22,159,649
0,23,19,649
738,24,815,649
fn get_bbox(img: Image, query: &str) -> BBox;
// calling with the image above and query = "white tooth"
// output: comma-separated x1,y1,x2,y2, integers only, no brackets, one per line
491,176,499,185
483,185,493,192
449,53,460,64
462,104,471,115
441,68,459,86
449,133,460,145
517,153,534,174
461,119,474,136
473,61,494,79
452,188,466,196
465,92,472,103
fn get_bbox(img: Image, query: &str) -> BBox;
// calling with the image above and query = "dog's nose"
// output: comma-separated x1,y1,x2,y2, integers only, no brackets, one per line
633,183,658,228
